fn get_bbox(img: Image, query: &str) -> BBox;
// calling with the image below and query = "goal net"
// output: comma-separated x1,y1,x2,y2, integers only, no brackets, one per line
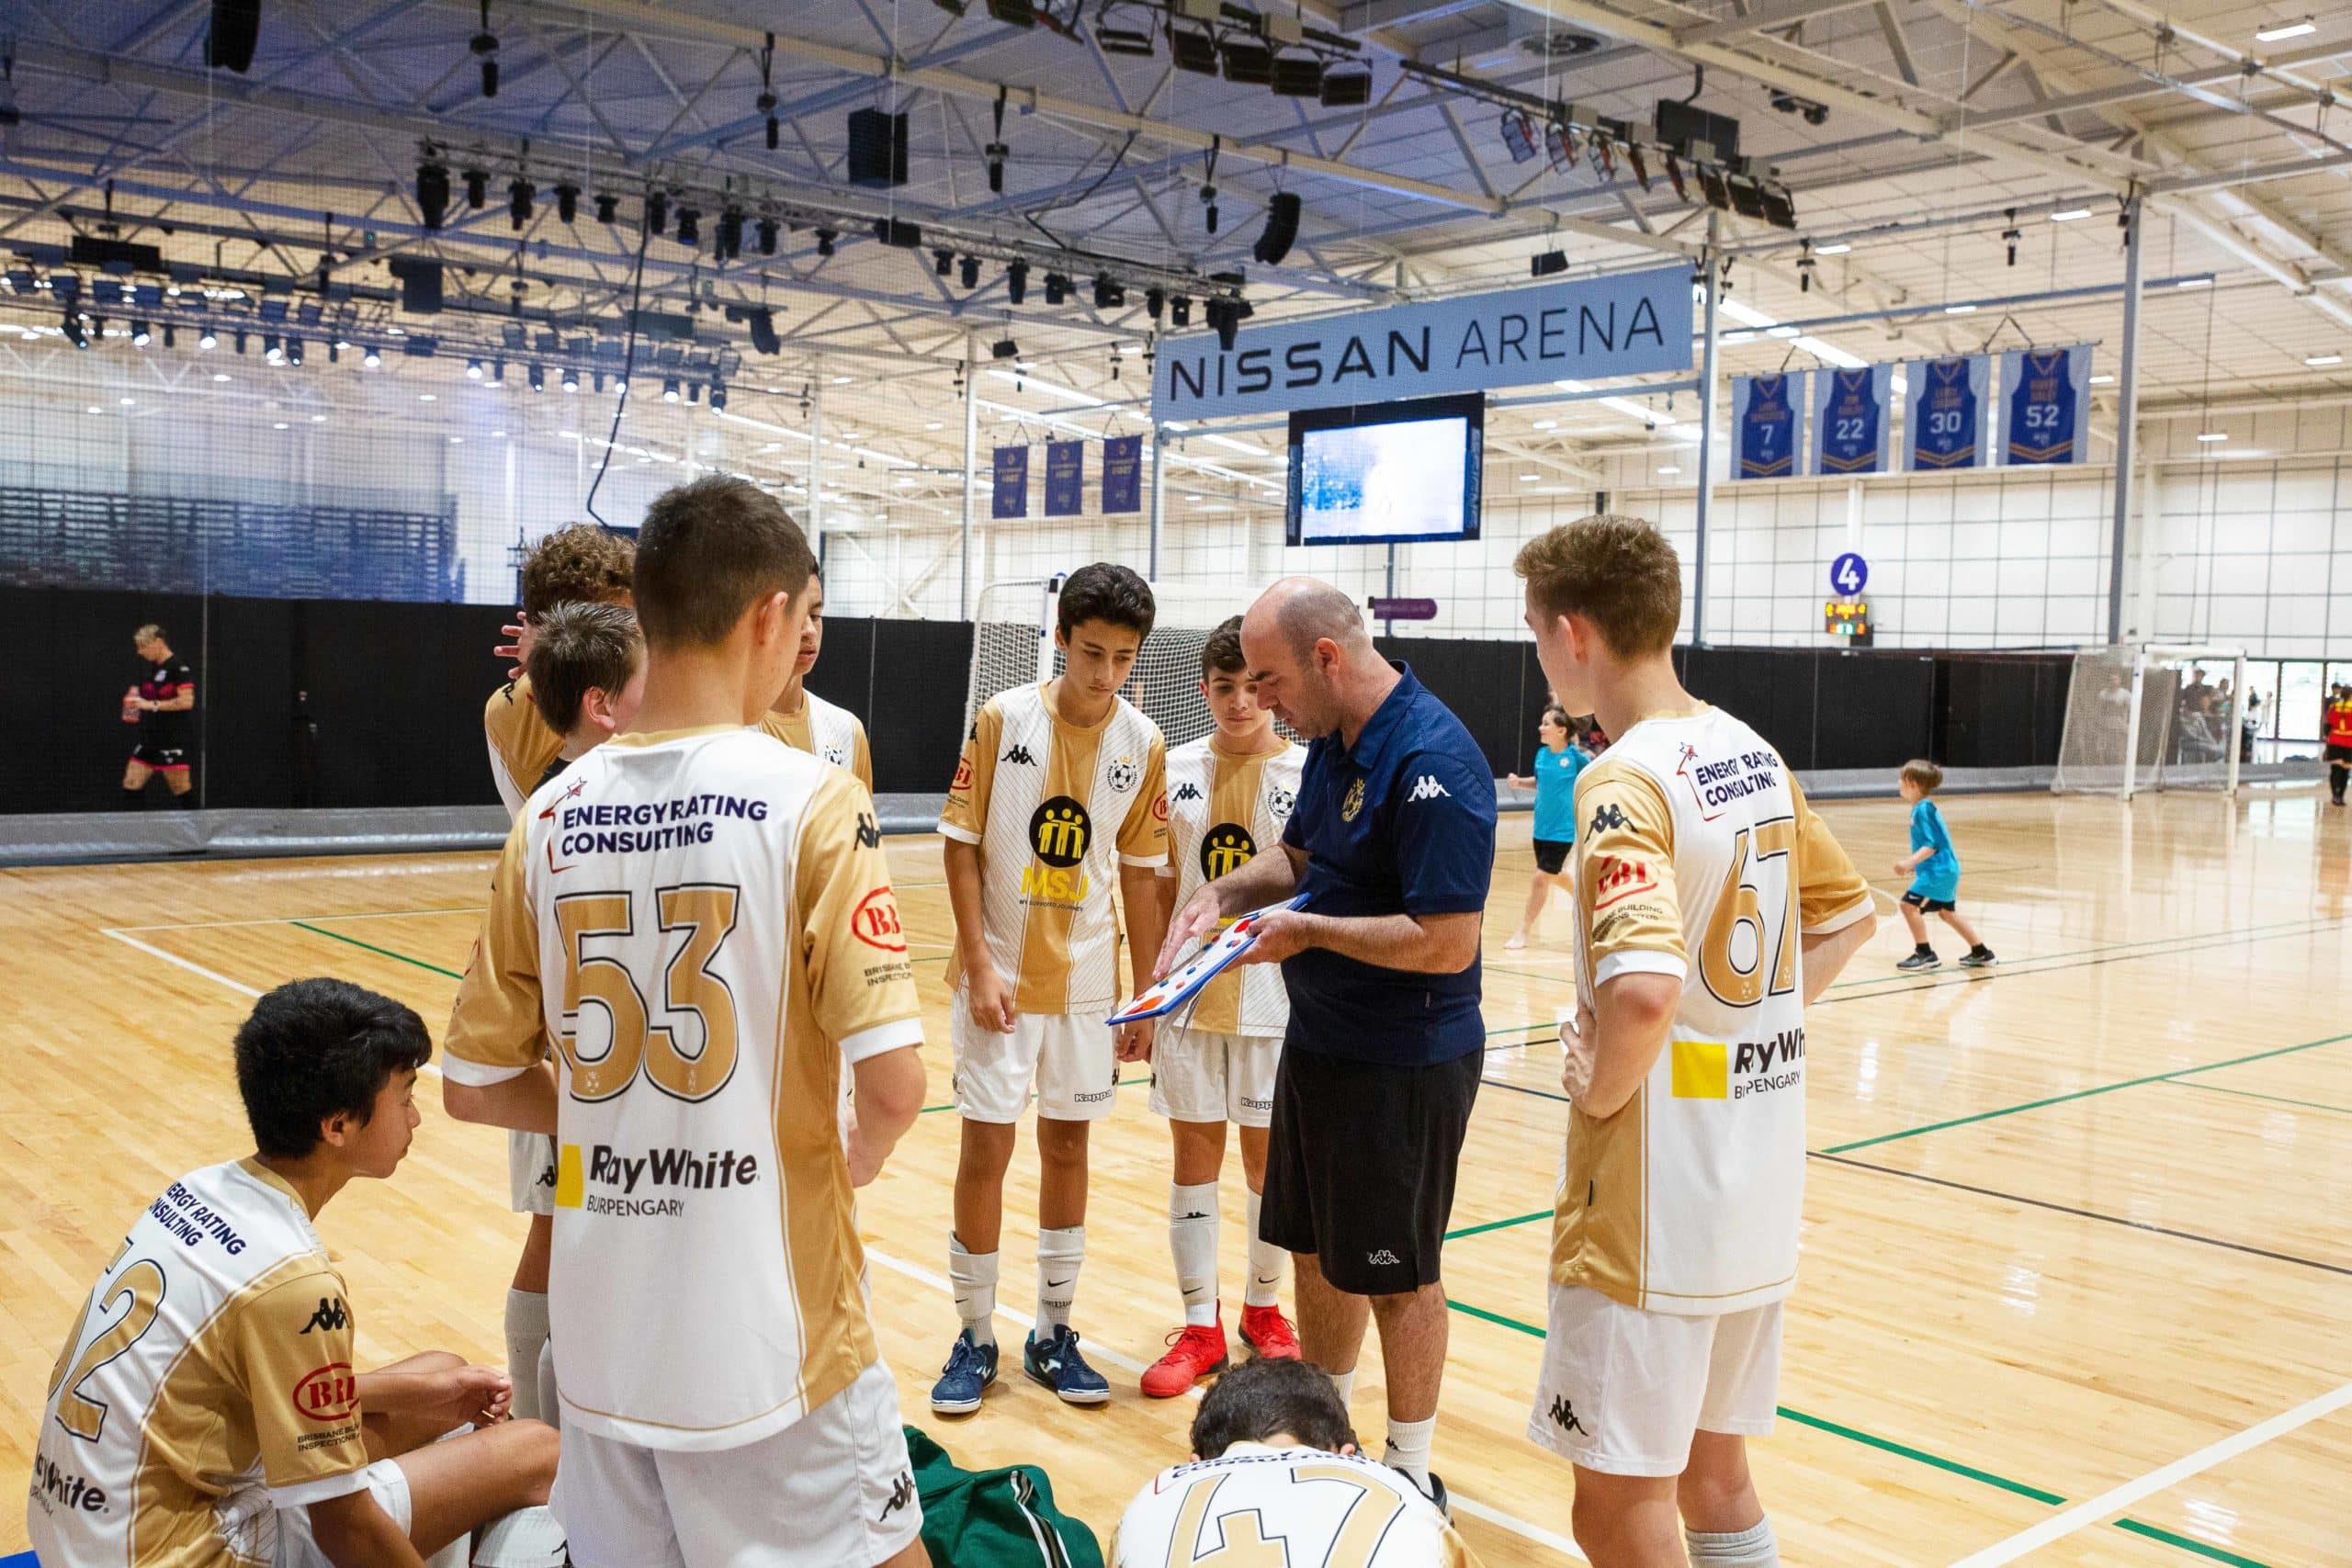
965,576,1304,749
2052,644,2246,797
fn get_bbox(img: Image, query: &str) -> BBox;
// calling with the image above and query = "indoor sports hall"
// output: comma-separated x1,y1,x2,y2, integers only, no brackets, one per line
3,2,2348,1565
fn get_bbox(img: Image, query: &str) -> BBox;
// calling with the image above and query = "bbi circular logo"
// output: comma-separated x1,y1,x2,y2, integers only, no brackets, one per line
1028,795,1091,867
292,1362,358,1423
852,887,906,953
1200,823,1257,881
1340,777,1365,822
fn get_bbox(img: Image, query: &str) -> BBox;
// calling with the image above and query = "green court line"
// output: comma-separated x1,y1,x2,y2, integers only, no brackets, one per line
1818,1030,2352,1154
1822,912,2343,993
289,920,465,980
2111,1519,2278,1568
1442,1295,2280,1564
1446,1208,1552,1240
2160,1080,2352,1118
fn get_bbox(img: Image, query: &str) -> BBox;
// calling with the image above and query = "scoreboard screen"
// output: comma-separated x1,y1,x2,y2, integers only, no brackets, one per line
1825,600,1871,639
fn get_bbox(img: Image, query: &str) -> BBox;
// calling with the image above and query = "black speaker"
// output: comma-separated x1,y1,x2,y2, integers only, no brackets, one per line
207,0,261,73
1252,192,1301,267
846,108,910,188
389,258,444,315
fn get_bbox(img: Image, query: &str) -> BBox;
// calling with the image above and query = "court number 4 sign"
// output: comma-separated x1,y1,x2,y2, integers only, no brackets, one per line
1830,552,1869,596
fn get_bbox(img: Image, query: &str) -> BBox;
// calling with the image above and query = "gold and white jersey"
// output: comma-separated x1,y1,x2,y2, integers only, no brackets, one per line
1552,705,1871,1316
1113,1444,1480,1568
28,1159,374,1568
1159,734,1304,1036
444,726,923,1451
939,682,1169,1016
760,687,873,794
485,675,565,818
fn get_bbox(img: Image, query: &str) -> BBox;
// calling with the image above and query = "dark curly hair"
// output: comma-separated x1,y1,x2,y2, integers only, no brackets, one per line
234,979,432,1158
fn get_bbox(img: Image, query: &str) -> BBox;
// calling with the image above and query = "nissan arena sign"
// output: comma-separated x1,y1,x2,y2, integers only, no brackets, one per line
1151,265,1692,423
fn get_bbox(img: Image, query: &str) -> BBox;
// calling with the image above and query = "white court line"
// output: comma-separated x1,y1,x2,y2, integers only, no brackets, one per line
111,906,489,933
104,927,443,1077
1947,1377,2352,1567
864,1247,1584,1562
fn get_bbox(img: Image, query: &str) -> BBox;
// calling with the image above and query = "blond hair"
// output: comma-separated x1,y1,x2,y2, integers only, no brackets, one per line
1513,513,1681,658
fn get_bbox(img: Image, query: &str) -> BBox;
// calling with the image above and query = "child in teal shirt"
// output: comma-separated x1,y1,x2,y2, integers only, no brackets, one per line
1894,759,1996,971
1504,703,1587,950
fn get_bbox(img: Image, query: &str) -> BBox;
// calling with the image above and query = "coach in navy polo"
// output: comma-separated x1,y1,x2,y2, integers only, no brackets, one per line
1156,576,1495,1510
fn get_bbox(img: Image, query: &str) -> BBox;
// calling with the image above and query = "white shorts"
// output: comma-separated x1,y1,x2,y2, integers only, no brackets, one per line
1149,1026,1282,1127
1525,1282,1781,1477
551,1359,921,1568
950,987,1118,1122
266,1458,413,1566
508,1130,558,1215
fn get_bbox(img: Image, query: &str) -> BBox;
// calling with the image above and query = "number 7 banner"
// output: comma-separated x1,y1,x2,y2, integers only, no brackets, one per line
1810,364,1892,476
1996,344,2093,467
1905,355,1989,472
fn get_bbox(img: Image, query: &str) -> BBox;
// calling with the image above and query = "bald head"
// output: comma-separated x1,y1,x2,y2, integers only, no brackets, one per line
1239,577,1393,741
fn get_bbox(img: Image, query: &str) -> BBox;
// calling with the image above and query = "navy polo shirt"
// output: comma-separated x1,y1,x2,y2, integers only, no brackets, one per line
1280,665,1497,1066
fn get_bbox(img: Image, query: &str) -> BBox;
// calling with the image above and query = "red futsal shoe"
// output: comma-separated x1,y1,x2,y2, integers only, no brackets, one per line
1239,1303,1302,1360
1142,1318,1231,1398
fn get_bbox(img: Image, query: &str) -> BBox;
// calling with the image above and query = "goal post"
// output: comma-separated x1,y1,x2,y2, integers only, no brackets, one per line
2052,643,2246,798
965,575,1310,749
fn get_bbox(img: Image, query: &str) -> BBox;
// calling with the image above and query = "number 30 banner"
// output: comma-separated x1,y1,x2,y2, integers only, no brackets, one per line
1996,344,2093,467
1905,355,1989,472
1811,364,1892,476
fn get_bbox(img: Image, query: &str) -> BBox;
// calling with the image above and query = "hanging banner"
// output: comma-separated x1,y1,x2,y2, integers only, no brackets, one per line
1906,355,1989,471
1101,434,1143,513
1998,344,2093,466
1044,440,1085,516
1151,265,1693,422
1730,372,1801,479
1811,364,1892,476
991,446,1029,519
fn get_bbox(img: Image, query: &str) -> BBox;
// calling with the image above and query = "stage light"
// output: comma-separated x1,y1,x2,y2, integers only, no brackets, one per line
464,168,488,209
992,337,1020,360
1319,64,1371,107
556,182,579,223
757,216,778,254
815,228,837,258
1170,294,1192,327
1220,37,1273,85
471,11,500,97
1146,286,1165,320
935,248,956,276
287,337,303,366
509,176,535,230
961,254,982,289
417,162,451,230
718,208,744,260
594,192,618,223
199,327,217,349
645,190,669,235
131,321,152,346
164,325,177,349
467,358,484,379
528,363,546,391
709,384,728,411
62,309,86,348
1253,192,1301,266
1045,272,1069,305
662,377,681,402
686,382,702,405
613,377,628,396
363,345,380,367
1272,52,1323,98
489,360,505,386
747,307,781,355
264,334,283,364
1530,250,1567,277
1092,274,1125,309
562,366,579,392
1006,258,1029,303
1169,22,1218,74
675,208,700,246
986,141,1009,194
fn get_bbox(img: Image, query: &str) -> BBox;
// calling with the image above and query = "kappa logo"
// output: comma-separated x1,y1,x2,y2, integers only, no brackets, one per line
854,811,881,850
1406,773,1451,803
299,1297,348,1335
1172,781,1204,804
881,1471,916,1520
1107,757,1139,793
1001,743,1037,767
1548,1395,1589,1437
1588,803,1630,836
1365,1249,1402,1267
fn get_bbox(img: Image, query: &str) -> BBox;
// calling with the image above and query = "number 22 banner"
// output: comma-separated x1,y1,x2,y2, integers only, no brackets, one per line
1811,364,1892,476
1996,344,2093,467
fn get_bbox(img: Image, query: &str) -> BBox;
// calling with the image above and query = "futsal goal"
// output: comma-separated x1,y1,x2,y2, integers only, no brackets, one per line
965,576,1305,749
2052,643,2247,798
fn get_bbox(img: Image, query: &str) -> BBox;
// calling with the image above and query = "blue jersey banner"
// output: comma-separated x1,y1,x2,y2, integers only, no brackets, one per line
1101,434,1143,513
991,446,1028,519
1999,344,2092,466
1811,364,1891,476
1152,265,1692,422
1906,355,1988,471
1731,372,1801,479
1044,440,1084,516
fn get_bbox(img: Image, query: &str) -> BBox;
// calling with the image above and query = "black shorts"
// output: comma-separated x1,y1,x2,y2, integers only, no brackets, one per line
1259,1044,1482,1297
1532,838,1570,875
130,743,190,771
1902,890,1956,913
2327,743,2352,764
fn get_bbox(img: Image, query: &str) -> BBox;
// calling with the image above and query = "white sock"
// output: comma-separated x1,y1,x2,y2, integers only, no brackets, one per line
949,1235,999,1348
502,1290,548,1423
1243,1189,1285,1309
1383,1414,1436,1487
1169,1182,1221,1327
1687,1517,1779,1567
536,1338,560,1431
1036,1225,1085,1338
1329,1369,1356,1406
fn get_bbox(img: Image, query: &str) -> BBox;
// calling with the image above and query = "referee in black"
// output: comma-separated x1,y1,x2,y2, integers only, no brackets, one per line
1158,576,1496,1513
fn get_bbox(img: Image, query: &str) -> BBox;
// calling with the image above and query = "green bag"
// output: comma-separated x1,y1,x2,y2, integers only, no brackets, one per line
905,1426,1106,1568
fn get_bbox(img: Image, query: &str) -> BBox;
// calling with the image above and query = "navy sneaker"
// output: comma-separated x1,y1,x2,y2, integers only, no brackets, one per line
1023,1325,1111,1405
1895,950,1940,972
1393,1467,1452,1521
930,1330,998,1416
1959,947,1998,968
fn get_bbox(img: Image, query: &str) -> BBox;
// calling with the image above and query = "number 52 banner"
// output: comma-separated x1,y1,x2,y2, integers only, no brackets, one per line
1997,344,2093,467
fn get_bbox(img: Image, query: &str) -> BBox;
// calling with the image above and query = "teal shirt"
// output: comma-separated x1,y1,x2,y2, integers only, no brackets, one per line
1531,743,1586,842
1908,798,1962,901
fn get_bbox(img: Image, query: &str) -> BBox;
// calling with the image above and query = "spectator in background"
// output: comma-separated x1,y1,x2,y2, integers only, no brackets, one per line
1503,702,1588,951
121,622,197,807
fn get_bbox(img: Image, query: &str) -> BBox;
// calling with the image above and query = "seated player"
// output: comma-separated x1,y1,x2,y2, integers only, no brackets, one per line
933,563,1170,1415
27,977,558,1568
1142,616,1305,1397
122,622,198,806
760,564,873,790
485,523,636,816
1112,1358,1479,1566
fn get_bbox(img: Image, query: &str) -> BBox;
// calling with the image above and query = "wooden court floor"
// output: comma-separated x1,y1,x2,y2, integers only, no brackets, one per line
4,789,2348,1566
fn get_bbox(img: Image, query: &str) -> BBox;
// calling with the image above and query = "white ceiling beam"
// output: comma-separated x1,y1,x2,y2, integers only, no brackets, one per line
1676,0,1883,47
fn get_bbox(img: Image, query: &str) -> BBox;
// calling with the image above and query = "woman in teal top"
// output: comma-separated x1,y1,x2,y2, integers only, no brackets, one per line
1504,703,1588,950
